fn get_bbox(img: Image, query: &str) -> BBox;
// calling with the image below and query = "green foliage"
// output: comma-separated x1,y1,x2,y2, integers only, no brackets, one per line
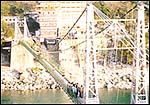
1,20,14,38
93,1,110,16
1,1,36,16
131,1,138,4
92,1,139,19
1,1,10,15
9,5,18,16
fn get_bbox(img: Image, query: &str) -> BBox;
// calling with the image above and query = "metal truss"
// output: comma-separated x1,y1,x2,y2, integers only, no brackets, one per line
84,3,99,104
130,1,148,104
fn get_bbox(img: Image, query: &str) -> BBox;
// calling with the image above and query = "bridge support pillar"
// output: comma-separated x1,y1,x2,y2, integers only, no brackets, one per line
84,3,99,104
10,40,35,71
10,17,34,71
130,1,148,104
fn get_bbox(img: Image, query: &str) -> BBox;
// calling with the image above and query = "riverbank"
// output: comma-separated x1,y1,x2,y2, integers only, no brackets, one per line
1,65,149,91
1,66,60,91
97,64,149,89
97,64,133,89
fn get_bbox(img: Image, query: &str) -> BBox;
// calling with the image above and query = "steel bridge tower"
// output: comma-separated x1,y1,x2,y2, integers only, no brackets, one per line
131,1,148,104
83,3,99,104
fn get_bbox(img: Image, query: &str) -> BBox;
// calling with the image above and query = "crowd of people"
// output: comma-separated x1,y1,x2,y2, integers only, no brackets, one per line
67,82,84,99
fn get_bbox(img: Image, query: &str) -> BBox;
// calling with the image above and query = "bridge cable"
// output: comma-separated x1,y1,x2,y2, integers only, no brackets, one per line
60,3,138,52
119,4,137,19
56,7,87,46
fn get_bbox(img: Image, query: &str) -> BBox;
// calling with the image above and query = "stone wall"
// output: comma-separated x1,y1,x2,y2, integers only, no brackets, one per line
10,40,34,70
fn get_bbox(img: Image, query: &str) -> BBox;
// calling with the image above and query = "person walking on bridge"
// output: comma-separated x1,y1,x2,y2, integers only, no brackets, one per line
72,84,78,98
79,85,84,98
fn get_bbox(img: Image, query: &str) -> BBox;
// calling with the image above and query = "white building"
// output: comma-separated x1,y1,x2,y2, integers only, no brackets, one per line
35,1,87,39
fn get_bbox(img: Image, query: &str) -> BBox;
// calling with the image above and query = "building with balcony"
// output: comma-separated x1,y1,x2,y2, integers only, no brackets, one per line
36,1,59,39
35,1,87,38
35,1,87,83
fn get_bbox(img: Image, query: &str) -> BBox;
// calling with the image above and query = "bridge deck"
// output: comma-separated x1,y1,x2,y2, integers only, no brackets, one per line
19,40,85,104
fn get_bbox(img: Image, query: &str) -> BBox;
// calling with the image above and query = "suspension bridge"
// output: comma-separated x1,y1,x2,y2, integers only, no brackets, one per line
10,2,149,104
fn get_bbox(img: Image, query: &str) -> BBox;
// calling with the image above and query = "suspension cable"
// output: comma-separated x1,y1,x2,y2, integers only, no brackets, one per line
119,4,137,19
59,2,138,52
56,7,87,45
60,21,113,52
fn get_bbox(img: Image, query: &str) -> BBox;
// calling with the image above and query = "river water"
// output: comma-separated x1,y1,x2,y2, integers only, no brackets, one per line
1,88,136,104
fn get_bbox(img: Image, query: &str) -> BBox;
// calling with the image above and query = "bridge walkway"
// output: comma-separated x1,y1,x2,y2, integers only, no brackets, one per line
19,39,85,104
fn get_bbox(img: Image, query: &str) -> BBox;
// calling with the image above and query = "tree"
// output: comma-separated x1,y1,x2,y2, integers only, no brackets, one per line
1,21,14,38
1,1,10,15
9,5,18,16
1,1,37,16
93,1,110,16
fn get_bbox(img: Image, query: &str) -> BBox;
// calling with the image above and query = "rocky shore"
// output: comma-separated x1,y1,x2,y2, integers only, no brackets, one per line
1,67,60,91
1,64,149,91
97,64,134,89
